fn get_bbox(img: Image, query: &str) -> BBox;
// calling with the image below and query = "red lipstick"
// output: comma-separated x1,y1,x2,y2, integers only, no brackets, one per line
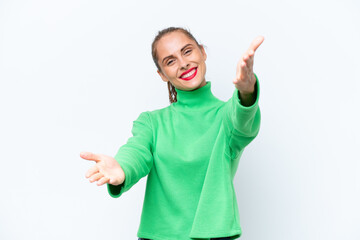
179,67,197,81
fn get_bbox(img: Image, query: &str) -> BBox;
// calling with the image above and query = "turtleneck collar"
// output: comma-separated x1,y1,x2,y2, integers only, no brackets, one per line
171,81,220,111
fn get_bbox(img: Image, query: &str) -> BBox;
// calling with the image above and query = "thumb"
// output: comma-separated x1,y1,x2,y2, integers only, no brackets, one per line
109,178,115,185
109,178,119,185
80,151,101,163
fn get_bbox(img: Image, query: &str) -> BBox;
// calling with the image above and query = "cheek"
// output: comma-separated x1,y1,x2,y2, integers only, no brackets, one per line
164,68,178,79
201,62,207,75
197,55,206,65
172,67,180,78
199,57,206,68
202,65,207,75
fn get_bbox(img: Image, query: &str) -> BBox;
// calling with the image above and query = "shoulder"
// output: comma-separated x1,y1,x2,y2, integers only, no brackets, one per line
137,105,172,128
146,104,172,117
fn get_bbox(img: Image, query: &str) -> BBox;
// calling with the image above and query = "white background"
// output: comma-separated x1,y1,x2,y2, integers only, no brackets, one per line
1,0,359,239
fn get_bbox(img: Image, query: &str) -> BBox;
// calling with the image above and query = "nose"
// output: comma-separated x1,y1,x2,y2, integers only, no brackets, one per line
179,57,190,70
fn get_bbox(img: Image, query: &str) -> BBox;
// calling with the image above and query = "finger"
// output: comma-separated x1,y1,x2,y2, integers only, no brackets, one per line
236,61,250,82
109,178,116,185
248,36,264,53
236,59,242,80
97,176,110,186
245,55,254,72
237,50,253,79
89,172,103,183
241,53,252,70
85,165,99,178
244,48,256,70
80,152,101,163
236,57,248,79
243,54,250,63
248,49,255,57
242,62,251,78
243,53,253,67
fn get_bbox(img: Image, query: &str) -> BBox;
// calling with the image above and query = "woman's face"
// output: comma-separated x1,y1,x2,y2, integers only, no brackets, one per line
156,31,207,91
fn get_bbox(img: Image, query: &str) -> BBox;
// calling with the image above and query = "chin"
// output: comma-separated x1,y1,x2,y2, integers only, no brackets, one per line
189,81,204,91
173,77,204,91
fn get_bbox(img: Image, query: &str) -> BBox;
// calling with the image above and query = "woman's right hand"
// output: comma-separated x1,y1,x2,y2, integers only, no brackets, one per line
80,152,125,186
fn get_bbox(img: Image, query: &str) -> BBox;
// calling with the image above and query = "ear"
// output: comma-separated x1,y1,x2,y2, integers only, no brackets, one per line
200,44,207,61
157,69,169,83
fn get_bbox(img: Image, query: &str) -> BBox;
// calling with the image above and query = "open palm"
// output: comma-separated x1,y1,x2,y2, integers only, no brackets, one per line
233,36,264,94
81,152,125,186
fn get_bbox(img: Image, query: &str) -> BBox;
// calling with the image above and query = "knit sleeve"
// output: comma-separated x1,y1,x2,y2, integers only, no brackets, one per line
223,73,261,160
107,111,154,198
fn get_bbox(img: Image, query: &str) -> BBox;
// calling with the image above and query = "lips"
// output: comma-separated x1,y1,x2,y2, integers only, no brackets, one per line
179,67,197,80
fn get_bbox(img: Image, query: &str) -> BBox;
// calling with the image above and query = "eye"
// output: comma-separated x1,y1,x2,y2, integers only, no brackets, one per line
184,49,192,55
167,59,175,66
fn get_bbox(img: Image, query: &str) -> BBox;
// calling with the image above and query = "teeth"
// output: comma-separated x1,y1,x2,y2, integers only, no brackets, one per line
181,69,196,78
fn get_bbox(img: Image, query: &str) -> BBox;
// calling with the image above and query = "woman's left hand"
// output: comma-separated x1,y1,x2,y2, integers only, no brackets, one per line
233,36,264,95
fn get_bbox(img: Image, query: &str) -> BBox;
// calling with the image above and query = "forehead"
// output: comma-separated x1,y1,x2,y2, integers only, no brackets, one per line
156,31,196,58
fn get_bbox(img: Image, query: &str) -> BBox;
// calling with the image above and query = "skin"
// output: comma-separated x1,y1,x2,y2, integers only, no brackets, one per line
81,32,264,186
156,31,208,91
81,152,125,186
234,35,265,106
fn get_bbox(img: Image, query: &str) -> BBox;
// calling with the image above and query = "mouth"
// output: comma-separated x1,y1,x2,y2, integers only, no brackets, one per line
179,67,197,81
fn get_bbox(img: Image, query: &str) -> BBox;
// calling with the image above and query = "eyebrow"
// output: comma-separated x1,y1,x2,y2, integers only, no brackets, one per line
161,43,194,65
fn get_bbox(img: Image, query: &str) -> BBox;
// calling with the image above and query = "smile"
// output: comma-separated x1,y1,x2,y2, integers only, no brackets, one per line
179,67,197,81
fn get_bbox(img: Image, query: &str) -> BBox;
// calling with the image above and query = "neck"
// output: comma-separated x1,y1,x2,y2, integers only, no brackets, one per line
171,81,219,111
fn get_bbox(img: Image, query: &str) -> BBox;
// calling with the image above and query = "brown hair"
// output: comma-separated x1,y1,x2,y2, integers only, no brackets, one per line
151,27,202,104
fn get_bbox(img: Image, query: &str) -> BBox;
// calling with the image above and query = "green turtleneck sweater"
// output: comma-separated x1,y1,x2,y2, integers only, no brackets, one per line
107,74,261,240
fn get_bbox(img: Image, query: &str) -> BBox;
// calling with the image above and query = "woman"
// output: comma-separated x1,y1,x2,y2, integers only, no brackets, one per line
81,27,264,240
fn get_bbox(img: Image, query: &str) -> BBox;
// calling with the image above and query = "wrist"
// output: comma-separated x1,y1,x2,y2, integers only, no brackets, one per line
238,84,257,107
